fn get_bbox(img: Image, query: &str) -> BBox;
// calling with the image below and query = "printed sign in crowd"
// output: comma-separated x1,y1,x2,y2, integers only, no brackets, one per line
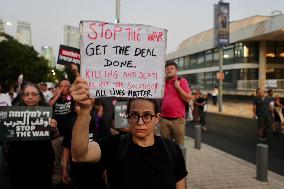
0,106,52,141
80,21,167,98
57,44,81,65
114,101,128,129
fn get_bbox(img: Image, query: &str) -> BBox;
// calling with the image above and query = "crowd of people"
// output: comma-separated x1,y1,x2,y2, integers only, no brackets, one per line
1,60,284,189
0,62,190,189
253,88,284,141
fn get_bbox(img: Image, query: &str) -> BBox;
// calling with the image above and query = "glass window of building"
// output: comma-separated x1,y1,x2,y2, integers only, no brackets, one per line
178,57,185,70
205,50,213,66
197,73,204,89
234,43,243,63
239,69,248,80
266,42,276,64
187,74,197,88
204,72,213,90
244,42,258,57
223,70,237,89
234,43,243,57
266,68,276,79
238,69,258,80
248,69,258,80
197,52,205,68
190,54,197,68
173,58,179,67
240,42,259,63
274,68,284,79
276,42,284,63
266,67,284,79
236,69,258,90
184,55,190,69
223,44,234,64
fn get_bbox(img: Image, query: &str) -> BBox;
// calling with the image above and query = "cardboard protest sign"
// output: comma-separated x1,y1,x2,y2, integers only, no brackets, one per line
0,106,52,141
57,44,80,65
114,101,128,129
80,21,167,98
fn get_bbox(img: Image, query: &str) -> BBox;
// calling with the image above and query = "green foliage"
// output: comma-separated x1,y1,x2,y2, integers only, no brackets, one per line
0,33,62,86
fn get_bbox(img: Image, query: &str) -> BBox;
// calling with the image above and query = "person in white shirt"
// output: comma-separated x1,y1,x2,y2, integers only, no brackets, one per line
0,82,11,106
40,82,53,103
211,86,218,106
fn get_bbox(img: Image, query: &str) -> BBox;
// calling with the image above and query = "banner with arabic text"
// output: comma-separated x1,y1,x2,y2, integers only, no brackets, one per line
0,106,52,141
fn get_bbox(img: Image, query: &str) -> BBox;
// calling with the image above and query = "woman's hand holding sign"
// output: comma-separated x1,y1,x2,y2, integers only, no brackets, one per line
70,77,92,111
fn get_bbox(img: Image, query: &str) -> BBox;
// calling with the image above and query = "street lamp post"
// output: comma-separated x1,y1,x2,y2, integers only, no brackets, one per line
214,0,229,112
115,0,121,23
218,47,223,112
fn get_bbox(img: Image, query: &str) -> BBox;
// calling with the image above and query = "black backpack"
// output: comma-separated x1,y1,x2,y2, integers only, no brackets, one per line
177,77,191,112
185,102,189,112
115,134,178,169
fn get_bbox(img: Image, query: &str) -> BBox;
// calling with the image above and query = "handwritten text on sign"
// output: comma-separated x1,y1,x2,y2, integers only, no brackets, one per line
0,106,52,141
80,21,167,98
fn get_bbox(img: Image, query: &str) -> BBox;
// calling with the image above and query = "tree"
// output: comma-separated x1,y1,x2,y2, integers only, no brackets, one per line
0,33,62,87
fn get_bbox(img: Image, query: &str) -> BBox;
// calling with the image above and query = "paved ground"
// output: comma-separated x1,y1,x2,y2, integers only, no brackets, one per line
186,112,284,176
207,101,253,118
184,137,284,189
185,100,284,188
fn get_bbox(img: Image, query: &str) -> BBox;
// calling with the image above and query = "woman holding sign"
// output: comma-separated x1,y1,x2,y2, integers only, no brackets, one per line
7,82,58,189
70,77,187,189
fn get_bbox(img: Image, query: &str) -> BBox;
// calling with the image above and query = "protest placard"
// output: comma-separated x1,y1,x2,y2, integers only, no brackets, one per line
80,21,167,98
114,101,128,129
0,106,52,141
57,44,80,65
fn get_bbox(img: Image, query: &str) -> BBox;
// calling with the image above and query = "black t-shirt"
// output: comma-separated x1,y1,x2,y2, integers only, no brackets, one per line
98,135,188,189
253,96,271,117
196,97,207,111
52,95,76,136
7,140,55,187
98,97,116,128
62,112,110,189
62,112,111,149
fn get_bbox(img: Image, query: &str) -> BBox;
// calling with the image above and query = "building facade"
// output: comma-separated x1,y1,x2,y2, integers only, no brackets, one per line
16,21,32,46
40,46,56,68
166,14,284,96
0,19,4,33
64,25,80,48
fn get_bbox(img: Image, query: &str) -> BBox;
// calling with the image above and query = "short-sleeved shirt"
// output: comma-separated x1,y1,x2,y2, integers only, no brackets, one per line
253,96,271,117
42,90,53,103
62,113,110,189
0,93,12,106
97,97,116,129
98,135,188,189
196,97,207,111
52,95,76,136
161,77,190,118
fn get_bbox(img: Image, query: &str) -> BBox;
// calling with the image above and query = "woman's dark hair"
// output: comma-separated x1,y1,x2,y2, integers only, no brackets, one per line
126,98,159,116
18,82,47,106
0,81,8,93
